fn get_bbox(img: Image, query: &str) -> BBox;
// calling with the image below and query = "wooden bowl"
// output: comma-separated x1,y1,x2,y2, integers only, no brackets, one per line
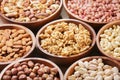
64,56,120,80
36,19,96,65
0,0,62,28
0,58,64,80
0,24,36,70
63,0,108,30
96,20,120,61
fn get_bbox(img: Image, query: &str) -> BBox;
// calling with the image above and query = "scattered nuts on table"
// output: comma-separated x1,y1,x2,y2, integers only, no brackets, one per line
67,0,120,23
39,22,92,56
100,25,120,59
0,28,32,62
0,0,60,22
2,60,60,80
68,58,120,80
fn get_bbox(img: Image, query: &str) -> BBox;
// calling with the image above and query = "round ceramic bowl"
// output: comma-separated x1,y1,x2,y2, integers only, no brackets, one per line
96,20,120,61
36,19,96,65
0,24,36,70
64,56,120,80
0,0,62,28
0,58,64,80
63,0,120,30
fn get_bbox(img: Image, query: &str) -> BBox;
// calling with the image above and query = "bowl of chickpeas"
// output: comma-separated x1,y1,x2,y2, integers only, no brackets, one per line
63,0,120,29
0,24,36,70
36,19,96,64
0,58,64,80
96,20,120,61
0,0,62,28
64,56,120,80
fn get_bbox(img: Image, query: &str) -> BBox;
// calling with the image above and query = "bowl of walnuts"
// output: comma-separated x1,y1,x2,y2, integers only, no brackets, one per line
0,0,62,28
36,19,96,64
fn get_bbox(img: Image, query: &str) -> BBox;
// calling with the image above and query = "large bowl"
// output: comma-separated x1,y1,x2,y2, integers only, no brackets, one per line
96,20,120,61
0,24,36,70
36,19,96,65
64,56,120,80
0,58,64,80
0,0,62,28
63,0,120,30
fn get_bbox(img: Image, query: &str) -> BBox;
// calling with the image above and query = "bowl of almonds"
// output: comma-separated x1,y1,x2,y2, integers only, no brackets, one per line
96,20,120,61
36,19,96,64
0,0,62,27
63,0,120,28
64,56,120,80
0,58,63,80
0,24,36,69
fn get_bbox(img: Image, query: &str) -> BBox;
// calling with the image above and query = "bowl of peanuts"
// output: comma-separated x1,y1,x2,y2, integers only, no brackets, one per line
0,24,36,69
63,0,120,28
64,56,120,80
96,20,120,61
0,58,64,80
36,19,96,64
0,0,62,28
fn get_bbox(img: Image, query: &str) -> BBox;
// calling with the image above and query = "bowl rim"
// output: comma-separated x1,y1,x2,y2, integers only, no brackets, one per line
63,0,112,24
0,24,36,65
64,56,120,80
96,20,120,61
36,19,96,59
0,57,64,80
0,0,63,24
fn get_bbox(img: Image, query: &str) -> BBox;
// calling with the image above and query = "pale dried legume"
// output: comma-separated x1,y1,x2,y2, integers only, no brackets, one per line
68,58,120,80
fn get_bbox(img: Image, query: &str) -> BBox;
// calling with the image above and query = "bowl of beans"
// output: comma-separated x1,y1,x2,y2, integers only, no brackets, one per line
36,19,96,64
96,20,120,61
0,0,62,27
0,24,36,70
64,56,120,80
0,58,63,80
63,0,120,28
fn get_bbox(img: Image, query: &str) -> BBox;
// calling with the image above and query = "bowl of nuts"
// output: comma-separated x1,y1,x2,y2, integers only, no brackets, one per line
0,58,64,80
36,19,96,64
0,0,62,28
96,20,120,61
63,0,120,29
0,24,36,69
64,56,120,80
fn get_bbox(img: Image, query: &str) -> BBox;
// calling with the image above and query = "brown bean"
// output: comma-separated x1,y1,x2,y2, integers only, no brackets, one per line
5,70,12,76
29,72,36,79
19,74,27,80
11,68,18,75
2,75,11,80
28,61,34,68
11,76,18,80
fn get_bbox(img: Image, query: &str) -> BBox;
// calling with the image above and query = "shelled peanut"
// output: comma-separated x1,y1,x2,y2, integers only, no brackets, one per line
0,0,60,22
67,0,120,23
2,60,60,80
68,58,120,80
39,22,92,56
0,28,32,62
100,25,120,59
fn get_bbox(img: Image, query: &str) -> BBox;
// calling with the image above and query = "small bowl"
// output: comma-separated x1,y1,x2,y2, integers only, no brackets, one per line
63,0,119,30
0,0,62,28
0,24,36,70
64,56,120,80
36,19,96,64
96,20,120,61
0,58,64,80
